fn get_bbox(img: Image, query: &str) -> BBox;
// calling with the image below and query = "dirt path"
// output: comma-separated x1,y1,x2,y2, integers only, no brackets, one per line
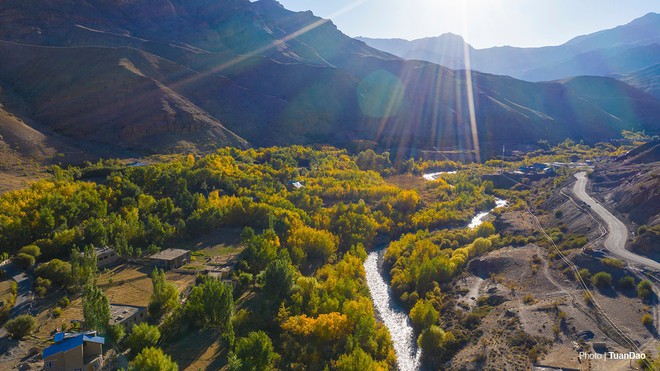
573,172,660,271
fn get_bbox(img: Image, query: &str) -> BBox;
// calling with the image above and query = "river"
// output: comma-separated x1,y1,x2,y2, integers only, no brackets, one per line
364,197,507,370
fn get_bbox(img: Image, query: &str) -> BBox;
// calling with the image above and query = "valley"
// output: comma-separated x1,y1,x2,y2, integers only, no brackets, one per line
0,1,658,370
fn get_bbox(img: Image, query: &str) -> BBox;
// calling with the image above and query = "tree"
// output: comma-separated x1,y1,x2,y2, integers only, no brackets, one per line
184,277,233,342
417,325,456,365
35,259,72,286
71,246,98,289
263,259,296,302
82,284,110,332
18,245,41,259
230,331,278,371
149,268,179,317
286,226,337,265
129,347,178,371
409,299,439,330
127,323,160,354
335,347,383,371
107,323,126,345
14,253,35,269
5,314,36,339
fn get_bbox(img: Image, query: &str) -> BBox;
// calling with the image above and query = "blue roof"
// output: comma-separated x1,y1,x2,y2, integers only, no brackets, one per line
43,333,105,358
53,332,65,343
43,334,83,358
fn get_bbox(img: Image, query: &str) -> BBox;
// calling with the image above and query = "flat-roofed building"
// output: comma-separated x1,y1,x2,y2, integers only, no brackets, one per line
95,246,120,269
109,304,147,331
148,248,190,270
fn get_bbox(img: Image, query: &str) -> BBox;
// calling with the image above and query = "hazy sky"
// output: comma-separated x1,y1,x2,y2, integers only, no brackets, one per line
275,0,660,48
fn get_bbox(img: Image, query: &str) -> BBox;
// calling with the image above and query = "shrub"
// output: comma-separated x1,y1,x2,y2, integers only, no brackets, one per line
53,307,62,318
591,272,612,288
642,314,653,327
618,276,635,289
577,268,591,282
523,294,536,305
58,297,70,308
638,225,648,235
5,315,36,339
637,280,653,300
554,210,563,219
601,258,624,269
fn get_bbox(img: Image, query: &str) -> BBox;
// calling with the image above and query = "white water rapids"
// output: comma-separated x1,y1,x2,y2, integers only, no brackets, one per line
364,197,507,370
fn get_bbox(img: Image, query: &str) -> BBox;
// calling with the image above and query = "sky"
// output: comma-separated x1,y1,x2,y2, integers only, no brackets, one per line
274,0,660,49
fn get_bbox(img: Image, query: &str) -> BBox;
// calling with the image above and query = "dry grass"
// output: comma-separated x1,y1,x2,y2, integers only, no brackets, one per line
98,264,196,307
166,329,226,370
0,280,14,303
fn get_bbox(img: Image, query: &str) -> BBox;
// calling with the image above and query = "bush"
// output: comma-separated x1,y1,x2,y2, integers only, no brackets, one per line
577,268,591,282
601,258,624,269
554,210,563,219
642,314,653,327
591,272,612,288
58,297,70,308
523,294,536,305
618,276,635,289
638,225,648,235
14,253,35,269
5,315,36,339
637,280,653,300
53,307,62,318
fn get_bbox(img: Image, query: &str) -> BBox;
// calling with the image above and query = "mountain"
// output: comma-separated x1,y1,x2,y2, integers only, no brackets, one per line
611,63,660,98
357,13,660,85
0,0,658,161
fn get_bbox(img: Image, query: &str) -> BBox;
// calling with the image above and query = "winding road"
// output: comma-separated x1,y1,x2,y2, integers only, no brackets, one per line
573,172,660,271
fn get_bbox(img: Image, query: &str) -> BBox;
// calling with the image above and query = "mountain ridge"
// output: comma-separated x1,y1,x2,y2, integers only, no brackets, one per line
0,0,657,162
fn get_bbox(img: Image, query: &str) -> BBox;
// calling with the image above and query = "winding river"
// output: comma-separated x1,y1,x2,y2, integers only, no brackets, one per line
364,192,507,370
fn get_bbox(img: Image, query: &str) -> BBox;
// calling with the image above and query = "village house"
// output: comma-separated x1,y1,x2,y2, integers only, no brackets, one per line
42,331,104,371
109,304,147,331
148,248,191,270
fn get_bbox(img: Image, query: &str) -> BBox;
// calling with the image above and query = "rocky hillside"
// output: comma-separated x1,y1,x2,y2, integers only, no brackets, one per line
0,0,658,160
592,140,660,259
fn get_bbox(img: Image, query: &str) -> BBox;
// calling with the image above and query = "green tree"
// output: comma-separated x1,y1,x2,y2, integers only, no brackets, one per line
230,331,278,371
18,245,41,259
263,259,296,302
5,314,36,339
127,323,160,354
107,323,126,345
129,347,178,371
409,299,439,330
149,268,179,317
70,246,98,288
82,284,110,332
14,253,35,269
35,259,72,286
335,347,382,371
184,277,234,345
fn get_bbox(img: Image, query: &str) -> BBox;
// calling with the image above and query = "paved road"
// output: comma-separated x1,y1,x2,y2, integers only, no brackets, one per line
573,172,660,271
